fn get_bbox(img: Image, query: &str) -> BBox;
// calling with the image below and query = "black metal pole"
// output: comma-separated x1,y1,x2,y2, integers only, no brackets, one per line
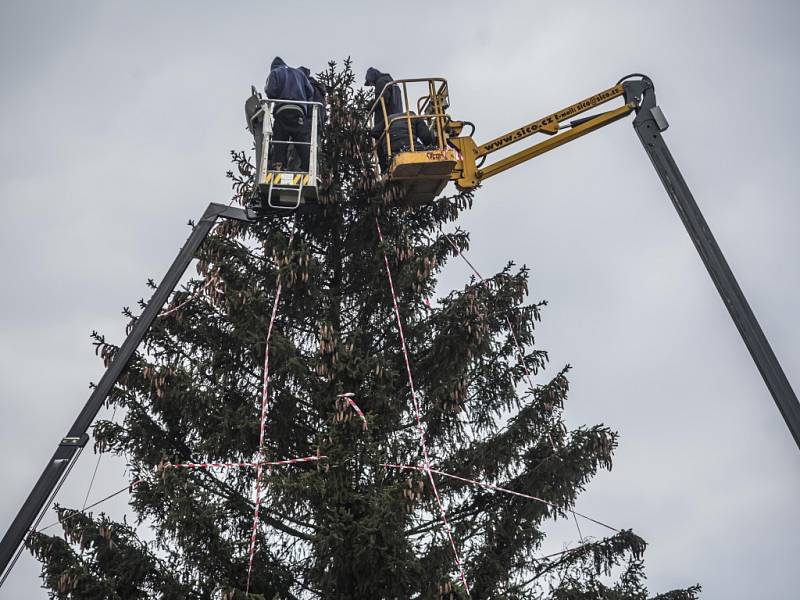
0,203,252,581
631,84,800,451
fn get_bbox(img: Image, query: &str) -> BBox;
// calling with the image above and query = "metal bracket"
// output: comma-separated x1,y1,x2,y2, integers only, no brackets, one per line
650,106,669,132
59,434,89,447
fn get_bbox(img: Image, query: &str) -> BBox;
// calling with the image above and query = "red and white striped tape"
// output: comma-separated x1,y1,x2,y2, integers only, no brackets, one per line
337,393,368,430
376,218,470,595
247,227,295,593
165,456,325,470
382,463,618,533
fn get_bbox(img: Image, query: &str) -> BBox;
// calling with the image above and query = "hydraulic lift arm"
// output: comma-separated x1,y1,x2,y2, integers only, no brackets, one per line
448,75,800,452
628,78,800,450
0,202,274,583
447,82,637,190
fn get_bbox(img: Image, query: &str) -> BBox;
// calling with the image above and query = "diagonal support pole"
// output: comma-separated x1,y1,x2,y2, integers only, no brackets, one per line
629,81,800,451
0,203,257,583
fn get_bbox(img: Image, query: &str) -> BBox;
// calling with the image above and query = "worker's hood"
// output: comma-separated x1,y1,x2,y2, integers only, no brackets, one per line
271,56,287,70
365,67,383,86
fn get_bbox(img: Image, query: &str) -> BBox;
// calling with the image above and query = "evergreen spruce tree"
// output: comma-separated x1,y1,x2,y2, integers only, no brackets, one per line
27,61,700,600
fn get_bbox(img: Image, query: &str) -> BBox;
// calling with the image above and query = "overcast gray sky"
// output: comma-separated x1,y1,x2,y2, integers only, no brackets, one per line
1,1,798,598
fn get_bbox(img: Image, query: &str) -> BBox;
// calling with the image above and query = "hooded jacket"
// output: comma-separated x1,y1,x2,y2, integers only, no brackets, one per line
299,66,327,124
265,57,314,109
365,67,403,136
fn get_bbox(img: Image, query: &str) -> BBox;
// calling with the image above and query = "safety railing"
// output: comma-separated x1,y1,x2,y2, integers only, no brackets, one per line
246,95,324,208
249,98,323,170
367,77,451,170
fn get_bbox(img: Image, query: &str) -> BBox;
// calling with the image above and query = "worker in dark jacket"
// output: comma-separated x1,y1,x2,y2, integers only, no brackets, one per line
265,56,314,171
297,67,327,172
365,67,403,142
299,66,327,126
373,111,434,171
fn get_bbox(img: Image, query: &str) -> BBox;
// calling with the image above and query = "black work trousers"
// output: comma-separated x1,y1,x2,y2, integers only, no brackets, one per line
271,110,310,172
377,137,419,172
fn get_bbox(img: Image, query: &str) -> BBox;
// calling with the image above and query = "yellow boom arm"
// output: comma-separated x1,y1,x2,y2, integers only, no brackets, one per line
447,83,638,190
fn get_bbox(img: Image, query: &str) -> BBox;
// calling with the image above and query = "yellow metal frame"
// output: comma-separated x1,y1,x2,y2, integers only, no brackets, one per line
449,84,636,190
367,77,451,173
390,147,458,178
261,172,311,186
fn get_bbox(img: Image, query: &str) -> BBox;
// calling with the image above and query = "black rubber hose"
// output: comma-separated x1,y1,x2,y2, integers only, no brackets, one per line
616,73,651,85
